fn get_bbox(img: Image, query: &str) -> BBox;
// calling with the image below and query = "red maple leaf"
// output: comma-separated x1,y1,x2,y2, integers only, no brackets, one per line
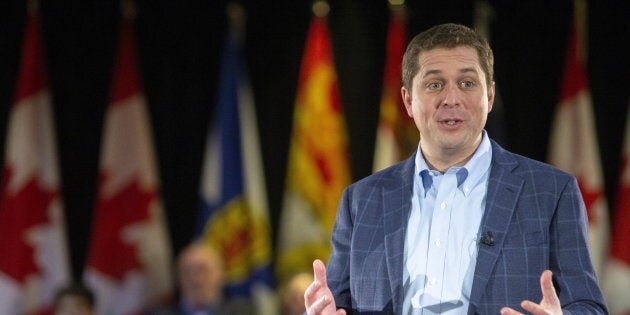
87,176,155,280
0,167,56,283
577,177,602,224
611,184,630,264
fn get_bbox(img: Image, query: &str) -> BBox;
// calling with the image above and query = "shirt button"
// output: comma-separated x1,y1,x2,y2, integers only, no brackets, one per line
430,279,437,286
436,239,441,247
440,202,446,209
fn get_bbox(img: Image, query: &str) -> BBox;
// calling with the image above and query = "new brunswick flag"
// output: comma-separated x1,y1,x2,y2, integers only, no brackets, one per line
0,10,70,315
276,8,351,282
197,8,274,310
373,5,417,173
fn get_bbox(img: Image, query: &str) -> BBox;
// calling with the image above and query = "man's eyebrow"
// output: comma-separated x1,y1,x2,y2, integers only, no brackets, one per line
422,67,479,79
422,69,442,78
459,67,479,74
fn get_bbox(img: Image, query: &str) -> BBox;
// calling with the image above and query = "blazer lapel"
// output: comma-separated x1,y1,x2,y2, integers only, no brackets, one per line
468,141,524,314
383,155,415,314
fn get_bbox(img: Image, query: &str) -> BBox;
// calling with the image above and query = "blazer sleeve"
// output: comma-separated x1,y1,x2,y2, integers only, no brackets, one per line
552,177,608,314
327,186,353,311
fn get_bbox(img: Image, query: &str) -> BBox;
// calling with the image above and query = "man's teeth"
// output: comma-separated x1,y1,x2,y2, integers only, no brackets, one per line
446,120,456,125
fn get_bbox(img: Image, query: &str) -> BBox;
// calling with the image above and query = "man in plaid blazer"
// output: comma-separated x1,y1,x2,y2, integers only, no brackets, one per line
304,24,607,315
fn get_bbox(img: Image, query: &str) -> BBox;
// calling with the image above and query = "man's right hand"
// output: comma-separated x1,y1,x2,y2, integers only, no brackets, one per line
304,259,347,315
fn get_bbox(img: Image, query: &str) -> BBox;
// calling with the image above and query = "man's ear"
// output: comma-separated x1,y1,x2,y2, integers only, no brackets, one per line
487,81,495,113
401,86,413,118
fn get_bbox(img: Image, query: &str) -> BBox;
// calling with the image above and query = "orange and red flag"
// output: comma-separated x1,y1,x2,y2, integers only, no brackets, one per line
276,5,351,282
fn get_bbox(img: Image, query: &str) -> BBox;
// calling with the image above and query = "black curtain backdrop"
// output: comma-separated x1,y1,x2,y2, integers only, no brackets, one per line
1,0,628,280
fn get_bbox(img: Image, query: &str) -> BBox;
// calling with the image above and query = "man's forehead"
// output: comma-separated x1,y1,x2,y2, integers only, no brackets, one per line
416,47,483,77
418,46,481,67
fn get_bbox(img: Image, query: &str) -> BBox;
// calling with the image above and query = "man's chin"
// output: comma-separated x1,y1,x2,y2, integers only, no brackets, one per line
437,133,481,150
436,138,466,151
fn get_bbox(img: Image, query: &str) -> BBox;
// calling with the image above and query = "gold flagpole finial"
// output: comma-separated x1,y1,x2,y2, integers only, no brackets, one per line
27,0,39,13
473,0,495,40
122,0,137,20
312,1,330,18
227,1,247,42
388,0,407,19
574,0,588,63
388,0,405,6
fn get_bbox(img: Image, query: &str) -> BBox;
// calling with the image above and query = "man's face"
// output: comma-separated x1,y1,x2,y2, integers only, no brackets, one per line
402,46,494,158
179,247,224,308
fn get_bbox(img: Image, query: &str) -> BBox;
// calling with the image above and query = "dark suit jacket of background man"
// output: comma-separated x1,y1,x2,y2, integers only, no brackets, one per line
146,298,254,315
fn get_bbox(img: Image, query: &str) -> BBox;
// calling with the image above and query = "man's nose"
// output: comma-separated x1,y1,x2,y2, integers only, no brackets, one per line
441,83,462,107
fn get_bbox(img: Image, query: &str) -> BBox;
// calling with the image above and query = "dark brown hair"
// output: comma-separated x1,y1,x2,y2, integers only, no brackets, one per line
402,23,494,91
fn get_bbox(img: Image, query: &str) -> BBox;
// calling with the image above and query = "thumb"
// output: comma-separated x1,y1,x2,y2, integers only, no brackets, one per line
313,259,328,288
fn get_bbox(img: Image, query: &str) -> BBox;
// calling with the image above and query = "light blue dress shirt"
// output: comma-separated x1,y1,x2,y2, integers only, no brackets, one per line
403,131,492,315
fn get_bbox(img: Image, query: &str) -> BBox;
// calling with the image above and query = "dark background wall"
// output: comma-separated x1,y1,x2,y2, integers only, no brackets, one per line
1,0,628,280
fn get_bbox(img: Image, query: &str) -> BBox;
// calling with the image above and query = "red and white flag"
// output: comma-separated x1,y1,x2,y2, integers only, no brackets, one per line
83,16,172,315
0,11,70,315
548,20,609,277
603,102,630,315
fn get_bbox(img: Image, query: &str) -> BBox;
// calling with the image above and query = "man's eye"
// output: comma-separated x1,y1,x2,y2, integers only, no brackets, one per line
460,81,474,88
428,82,442,90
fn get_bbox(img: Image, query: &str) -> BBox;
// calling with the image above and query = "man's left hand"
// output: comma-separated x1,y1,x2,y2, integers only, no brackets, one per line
500,270,562,315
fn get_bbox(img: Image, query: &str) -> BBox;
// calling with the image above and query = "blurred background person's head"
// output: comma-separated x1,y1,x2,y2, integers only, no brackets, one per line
280,272,313,315
177,242,225,310
53,282,95,315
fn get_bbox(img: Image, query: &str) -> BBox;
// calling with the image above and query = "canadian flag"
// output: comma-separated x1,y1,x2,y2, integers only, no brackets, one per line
83,16,172,315
0,10,70,315
548,21,609,277
603,103,630,315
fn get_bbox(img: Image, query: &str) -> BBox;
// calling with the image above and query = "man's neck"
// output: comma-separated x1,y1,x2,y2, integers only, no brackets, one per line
421,137,482,173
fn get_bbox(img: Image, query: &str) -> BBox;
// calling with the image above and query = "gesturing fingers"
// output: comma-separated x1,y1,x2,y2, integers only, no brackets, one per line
313,259,328,287
500,270,563,315
305,259,340,315
500,306,524,315
304,279,321,304
516,270,562,315
306,294,334,314
304,260,329,305
539,270,560,306
520,300,552,314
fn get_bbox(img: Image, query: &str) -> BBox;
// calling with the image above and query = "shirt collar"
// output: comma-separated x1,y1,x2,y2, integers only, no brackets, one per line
415,130,492,197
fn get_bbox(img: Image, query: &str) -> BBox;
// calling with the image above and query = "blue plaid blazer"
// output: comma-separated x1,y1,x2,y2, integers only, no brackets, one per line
327,140,607,314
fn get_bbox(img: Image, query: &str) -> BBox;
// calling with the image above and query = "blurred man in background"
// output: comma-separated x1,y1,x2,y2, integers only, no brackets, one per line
53,283,95,315
280,273,312,315
149,242,253,315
